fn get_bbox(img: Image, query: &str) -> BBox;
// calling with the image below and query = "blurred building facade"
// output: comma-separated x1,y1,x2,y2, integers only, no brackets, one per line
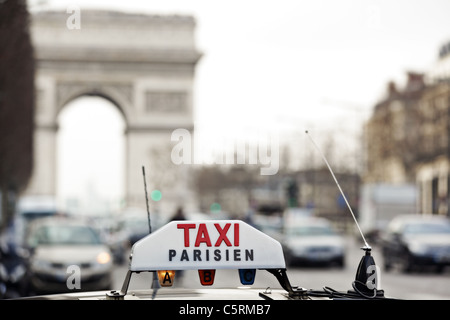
364,41,450,217
25,10,201,215
194,164,359,233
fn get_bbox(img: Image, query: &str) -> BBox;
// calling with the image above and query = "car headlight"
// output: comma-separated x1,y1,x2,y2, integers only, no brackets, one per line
96,251,112,265
409,242,429,255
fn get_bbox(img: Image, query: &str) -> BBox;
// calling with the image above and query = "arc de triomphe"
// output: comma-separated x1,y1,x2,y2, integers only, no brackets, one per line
26,10,201,215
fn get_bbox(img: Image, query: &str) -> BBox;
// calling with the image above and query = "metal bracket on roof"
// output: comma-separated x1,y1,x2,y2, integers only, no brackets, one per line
266,268,308,299
105,270,132,300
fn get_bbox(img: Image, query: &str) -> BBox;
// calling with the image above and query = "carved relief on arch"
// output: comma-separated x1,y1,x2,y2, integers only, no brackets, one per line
55,81,133,117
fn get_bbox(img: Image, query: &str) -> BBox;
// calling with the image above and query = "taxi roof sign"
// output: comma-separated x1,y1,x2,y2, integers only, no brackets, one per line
130,220,285,272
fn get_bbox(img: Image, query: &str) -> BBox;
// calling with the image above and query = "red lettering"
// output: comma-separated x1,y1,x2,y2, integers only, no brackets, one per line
214,223,232,246
177,222,240,248
177,223,196,247
195,223,212,247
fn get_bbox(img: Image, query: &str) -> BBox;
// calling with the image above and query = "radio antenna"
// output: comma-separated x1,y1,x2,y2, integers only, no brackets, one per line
142,166,161,294
305,130,370,249
142,165,152,234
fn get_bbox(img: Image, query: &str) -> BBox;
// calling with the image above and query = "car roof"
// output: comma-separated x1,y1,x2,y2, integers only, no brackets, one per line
390,214,450,224
285,217,333,227
25,216,99,238
28,216,93,227
17,287,293,300
387,214,450,232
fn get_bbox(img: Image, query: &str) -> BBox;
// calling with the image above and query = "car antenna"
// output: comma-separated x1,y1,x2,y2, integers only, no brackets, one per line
305,130,369,248
305,130,384,298
142,165,152,234
106,166,159,300
141,165,161,294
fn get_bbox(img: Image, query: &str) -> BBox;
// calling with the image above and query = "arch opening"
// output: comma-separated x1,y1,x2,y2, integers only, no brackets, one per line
56,96,126,216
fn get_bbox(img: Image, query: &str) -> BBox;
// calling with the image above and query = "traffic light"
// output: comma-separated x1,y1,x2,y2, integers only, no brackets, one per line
151,189,162,201
286,179,298,208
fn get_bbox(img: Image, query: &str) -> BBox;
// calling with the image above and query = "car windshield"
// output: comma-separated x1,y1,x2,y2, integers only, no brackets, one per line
402,222,450,235
30,225,102,246
286,225,336,237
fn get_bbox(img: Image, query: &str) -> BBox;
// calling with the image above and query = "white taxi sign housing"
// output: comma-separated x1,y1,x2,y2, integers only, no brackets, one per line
130,220,285,271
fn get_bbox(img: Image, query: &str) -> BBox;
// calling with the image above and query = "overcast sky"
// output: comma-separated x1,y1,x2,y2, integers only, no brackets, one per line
32,0,450,130
28,0,450,212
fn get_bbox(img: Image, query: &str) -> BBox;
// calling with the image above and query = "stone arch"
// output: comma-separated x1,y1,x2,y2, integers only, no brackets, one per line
55,81,131,127
26,10,202,215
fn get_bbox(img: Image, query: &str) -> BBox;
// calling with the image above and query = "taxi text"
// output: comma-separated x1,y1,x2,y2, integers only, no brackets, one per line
169,222,254,263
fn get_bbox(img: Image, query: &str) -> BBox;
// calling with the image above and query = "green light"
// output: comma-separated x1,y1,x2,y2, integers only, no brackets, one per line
151,189,162,201
210,202,221,213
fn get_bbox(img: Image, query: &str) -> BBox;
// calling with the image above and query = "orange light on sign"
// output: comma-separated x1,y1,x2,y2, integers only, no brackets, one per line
198,269,215,286
157,270,175,287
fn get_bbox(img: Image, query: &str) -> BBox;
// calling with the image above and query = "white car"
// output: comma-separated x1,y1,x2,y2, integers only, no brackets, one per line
380,214,450,273
25,217,113,295
279,218,346,268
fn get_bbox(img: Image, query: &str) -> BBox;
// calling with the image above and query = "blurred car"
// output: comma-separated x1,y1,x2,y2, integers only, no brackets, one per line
117,207,169,247
90,216,128,265
380,214,450,273
251,213,283,239
279,217,346,267
25,217,113,295
117,215,151,247
0,217,30,298
184,211,230,221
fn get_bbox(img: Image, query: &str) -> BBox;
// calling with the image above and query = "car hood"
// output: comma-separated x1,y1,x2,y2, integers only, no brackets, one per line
33,245,110,264
404,234,450,246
